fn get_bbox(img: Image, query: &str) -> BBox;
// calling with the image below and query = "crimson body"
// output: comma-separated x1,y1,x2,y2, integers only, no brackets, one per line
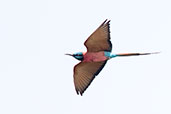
83,51,108,62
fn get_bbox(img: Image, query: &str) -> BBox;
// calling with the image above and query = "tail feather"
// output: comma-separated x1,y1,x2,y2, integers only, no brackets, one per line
116,52,160,57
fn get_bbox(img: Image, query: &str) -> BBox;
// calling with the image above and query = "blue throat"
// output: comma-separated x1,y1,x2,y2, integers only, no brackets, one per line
75,56,83,60
73,52,84,61
104,51,117,58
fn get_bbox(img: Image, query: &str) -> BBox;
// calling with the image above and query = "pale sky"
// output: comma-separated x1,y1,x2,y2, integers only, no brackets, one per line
0,0,171,114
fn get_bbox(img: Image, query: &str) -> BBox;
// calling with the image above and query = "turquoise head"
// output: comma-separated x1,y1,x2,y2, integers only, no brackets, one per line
66,52,84,61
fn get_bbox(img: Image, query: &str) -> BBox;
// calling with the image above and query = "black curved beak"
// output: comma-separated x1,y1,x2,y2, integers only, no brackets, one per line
65,53,73,56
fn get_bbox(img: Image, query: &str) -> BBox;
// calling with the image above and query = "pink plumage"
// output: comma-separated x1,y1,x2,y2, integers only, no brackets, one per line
83,51,108,62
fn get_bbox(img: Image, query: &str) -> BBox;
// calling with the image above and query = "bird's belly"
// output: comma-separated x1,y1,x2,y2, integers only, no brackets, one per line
83,51,108,62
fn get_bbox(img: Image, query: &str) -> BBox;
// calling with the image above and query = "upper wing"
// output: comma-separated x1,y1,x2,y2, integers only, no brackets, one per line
84,19,112,52
74,61,107,95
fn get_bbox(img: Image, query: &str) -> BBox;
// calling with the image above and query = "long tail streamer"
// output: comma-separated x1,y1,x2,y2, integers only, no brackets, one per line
116,52,160,57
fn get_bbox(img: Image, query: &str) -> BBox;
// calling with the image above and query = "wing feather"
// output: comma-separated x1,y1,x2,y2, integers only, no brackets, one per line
74,61,107,95
84,19,112,52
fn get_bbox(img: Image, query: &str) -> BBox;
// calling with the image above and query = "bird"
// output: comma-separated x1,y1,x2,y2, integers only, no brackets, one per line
66,19,159,96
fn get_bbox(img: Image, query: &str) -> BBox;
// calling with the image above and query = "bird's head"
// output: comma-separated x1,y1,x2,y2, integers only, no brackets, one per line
65,52,84,61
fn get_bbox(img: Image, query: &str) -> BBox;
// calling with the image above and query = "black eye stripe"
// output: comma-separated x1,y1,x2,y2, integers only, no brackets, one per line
75,54,82,56
74,52,83,56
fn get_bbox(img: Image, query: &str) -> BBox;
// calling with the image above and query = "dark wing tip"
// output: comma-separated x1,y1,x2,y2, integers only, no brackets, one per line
100,19,110,27
106,20,112,52
75,87,84,96
80,92,83,96
101,19,112,52
76,76,95,96
103,19,112,52
75,74,97,96
75,88,79,95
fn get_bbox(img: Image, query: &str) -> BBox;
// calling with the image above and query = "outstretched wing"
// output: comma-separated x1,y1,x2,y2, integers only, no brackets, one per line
74,61,107,95
84,19,112,52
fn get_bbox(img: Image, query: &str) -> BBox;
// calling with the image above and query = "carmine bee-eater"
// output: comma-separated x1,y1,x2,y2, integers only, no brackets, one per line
66,19,159,96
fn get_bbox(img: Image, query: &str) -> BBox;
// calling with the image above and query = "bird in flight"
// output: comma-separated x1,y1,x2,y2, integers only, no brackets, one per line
66,19,158,96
